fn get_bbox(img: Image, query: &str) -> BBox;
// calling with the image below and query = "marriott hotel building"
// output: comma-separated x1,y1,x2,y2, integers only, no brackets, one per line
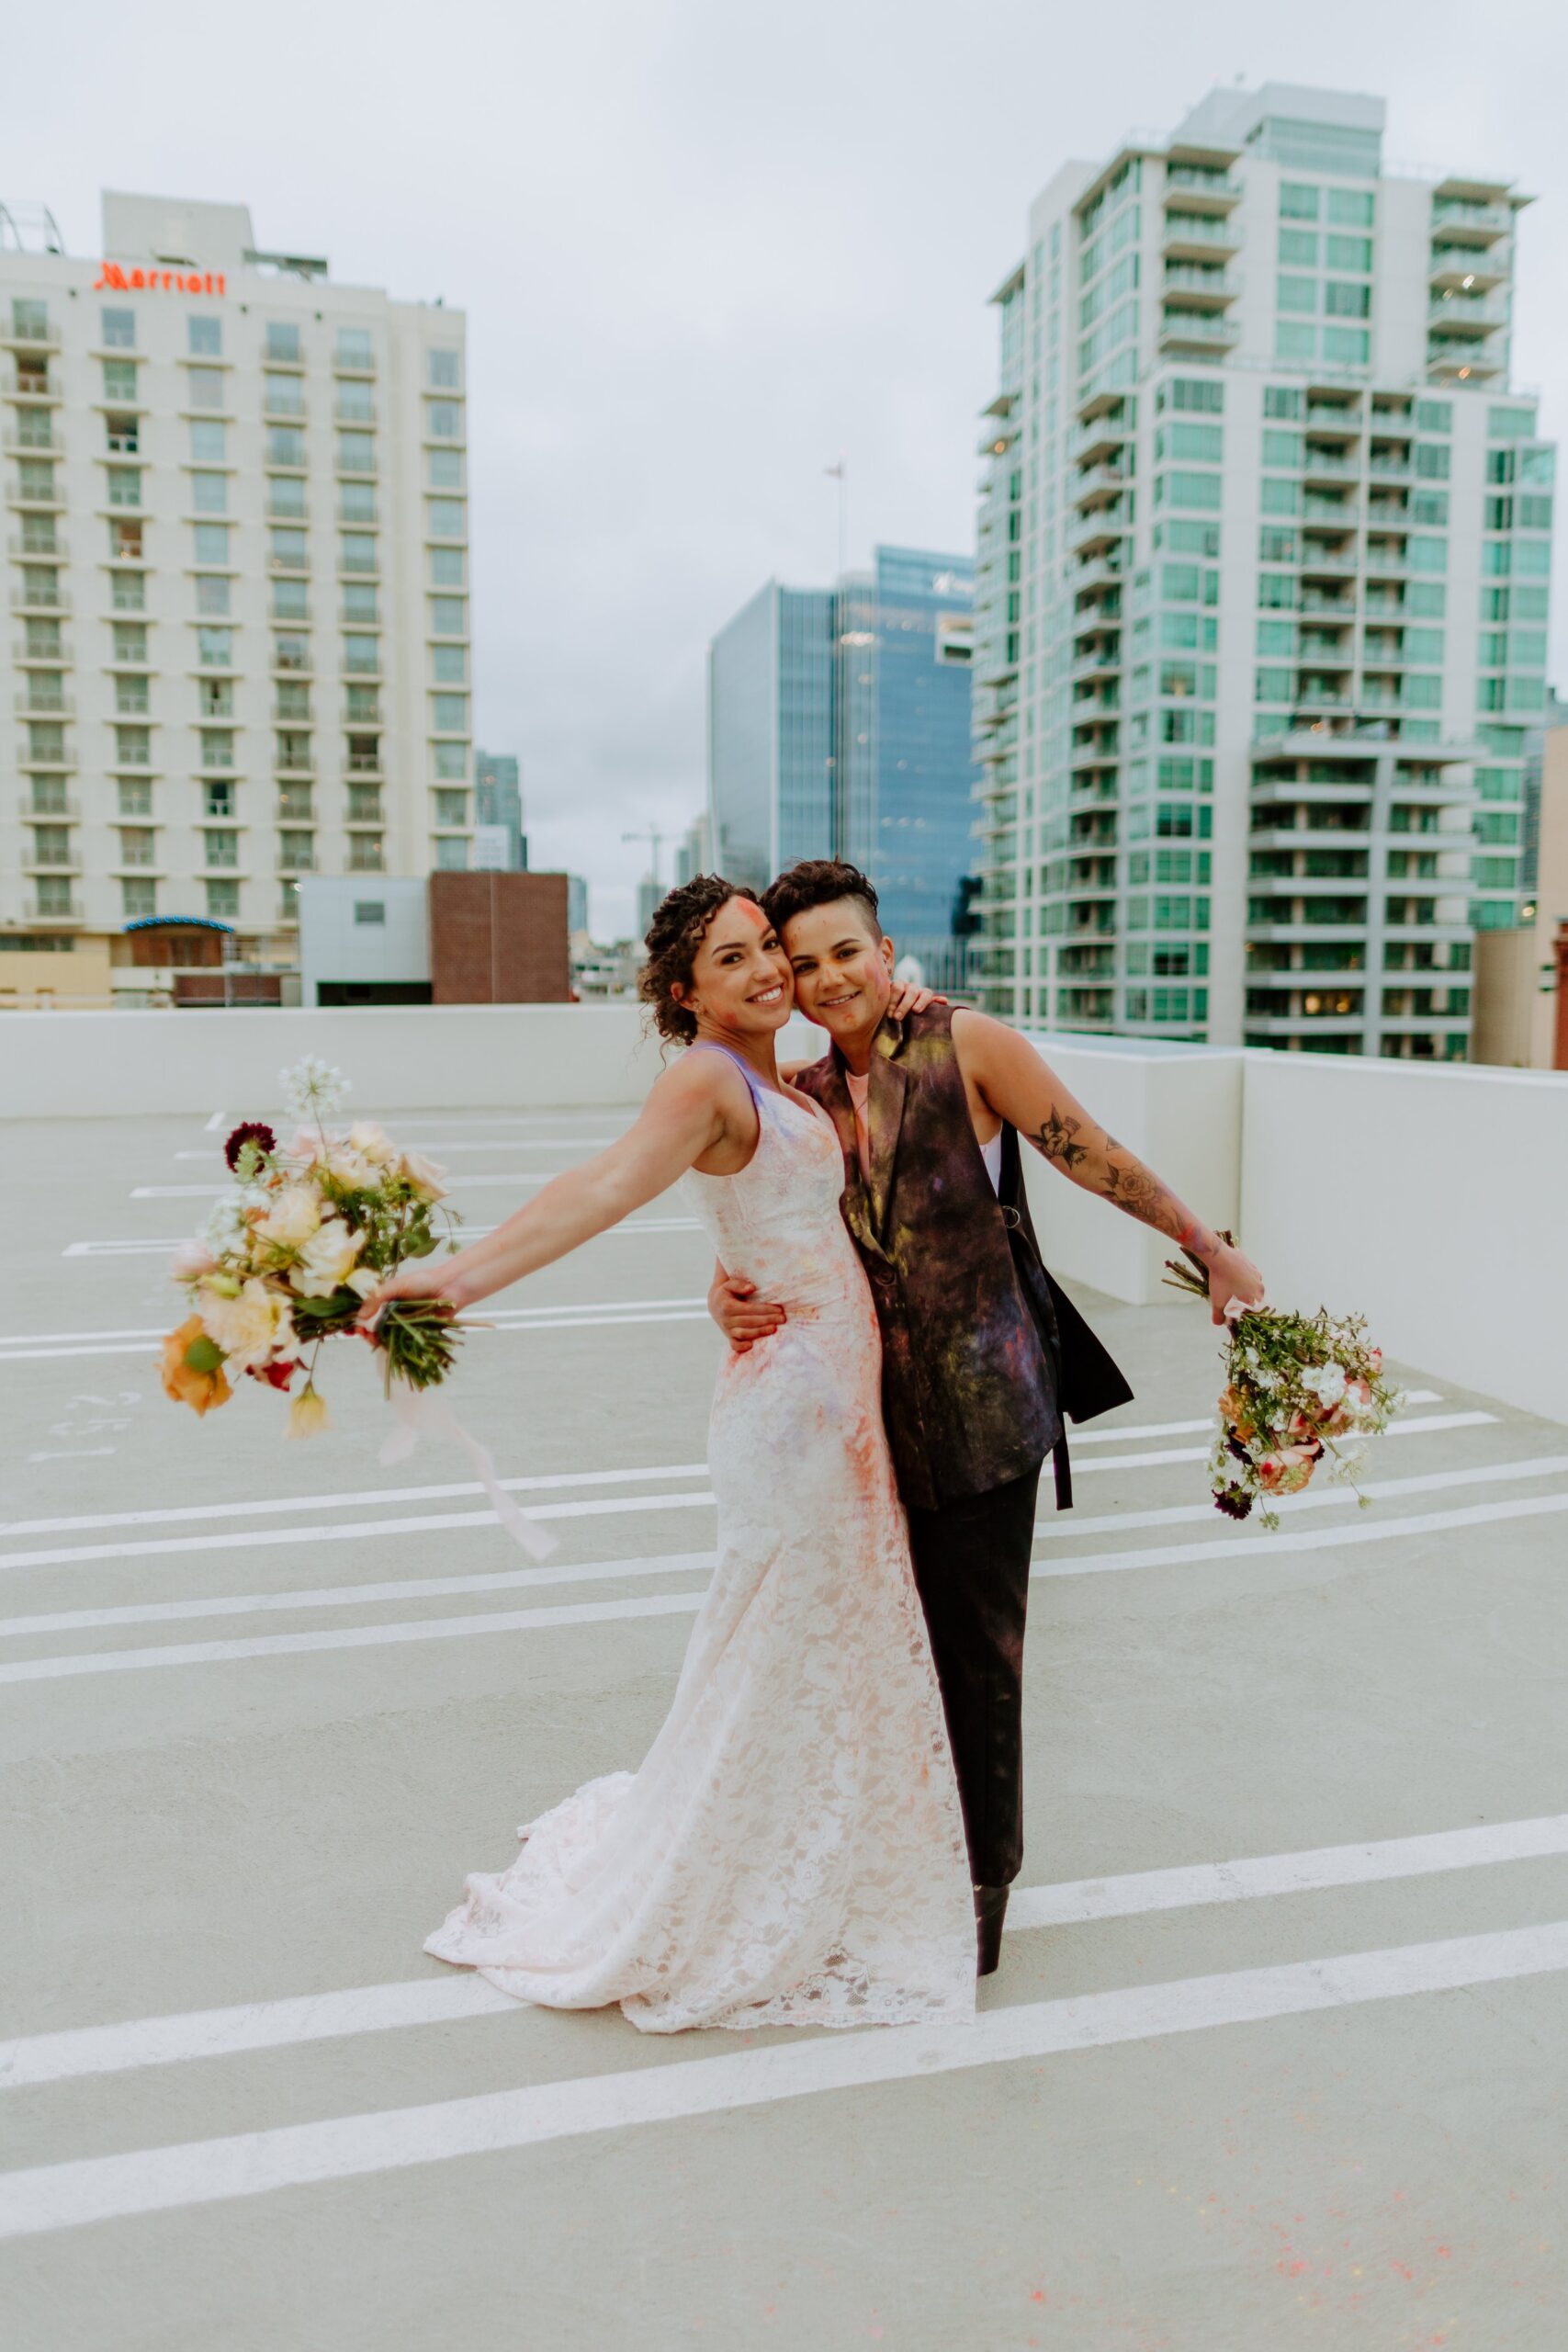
1,191,473,977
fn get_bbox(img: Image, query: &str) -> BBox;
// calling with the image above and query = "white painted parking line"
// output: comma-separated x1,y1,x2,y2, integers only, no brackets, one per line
9,1810,1564,2092
10,1457,1559,1644
1,1460,711,1541
0,1300,714,1363
7,1487,1567,1683
1032,1487,1568,1578
0,1489,718,1577
4,1918,1565,2238
0,1550,723,1641
1033,1453,1568,1543
201,1111,226,1133
0,1414,1501,1572
60,1218,701,1259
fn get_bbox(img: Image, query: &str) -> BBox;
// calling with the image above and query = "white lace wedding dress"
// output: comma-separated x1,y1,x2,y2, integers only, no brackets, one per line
423,1053,976,2033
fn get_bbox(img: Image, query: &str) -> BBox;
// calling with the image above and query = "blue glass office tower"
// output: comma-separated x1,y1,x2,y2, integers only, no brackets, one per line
706,549,978,984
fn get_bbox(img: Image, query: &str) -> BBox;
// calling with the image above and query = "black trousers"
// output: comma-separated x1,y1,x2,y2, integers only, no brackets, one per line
904,1463,1042,1889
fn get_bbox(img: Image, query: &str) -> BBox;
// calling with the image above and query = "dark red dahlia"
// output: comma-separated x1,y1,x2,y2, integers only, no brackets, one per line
1213,1488,1253,1520
249,1358,301,1390
224,1120,277,1171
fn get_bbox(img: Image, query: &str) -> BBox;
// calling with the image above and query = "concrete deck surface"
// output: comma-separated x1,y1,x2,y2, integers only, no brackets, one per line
1,1103,1565,2350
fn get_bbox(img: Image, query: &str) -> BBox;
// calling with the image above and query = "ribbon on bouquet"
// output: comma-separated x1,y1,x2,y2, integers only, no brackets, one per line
378,1386,558,1561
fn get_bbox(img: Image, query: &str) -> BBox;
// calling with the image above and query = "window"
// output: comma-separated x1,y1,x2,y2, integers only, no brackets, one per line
348,837,385,873
193,523,231,566
272,577,309,619
1276,274,1318,313
191,471,227,514
116,779,151,818
340,533,378,573
1325,234,1372,272
1261,429,1302,467
433,741,468,780
428,448,463,489
115,673,150,715
186,366,226,412
1279,183,1320,220
354,899,387,924
335,382,375,422
1415,442,1450,480
267,426,306,468
1255,667,1294,702
434,835,469,871
431,644,467,684
427,498,466,537
204,879,240,920
343,582,378,622
18,457,56,500
1408,536,1448,573
430,548,466,587
1157,421,1222,462
102,307,136,348
274,633,310,673
1407,581,1446,617
189,418,227,463
276,680,310,719
1412,491,1449,526
122,877,157,920
11,296,48,337
345,684,380,724
1263,385,1303,419
103,357,138,401
204,779,236,818
428,597,467,637
113,726,152,765
428,348,461,389
188,316,221,356
1321,326,1370,365
425,400,462,439
1404,628,1444,665
1256,619,1297,655
278,831,315,872
1274,322,1315,362
204,831,239,868
1261,476,1300,514
1162,470,1222,509
1415,400,1451,435
265,322,302,365
343,633,379,673
339,481,376,523
104,413,139,454
199,729,236,769
346,732,380,774
1326,187,1374,226
431,693,468,732
1277,229,1318,266
269,475,307,518
112,621,148,662
109,518,144,560
270,526,308,570
336,432,375,472
1159,379,1224,414
276,731,312,772
337,326,373,368
1258,571,1296,607
197,575,231,616
1324,280,1371,318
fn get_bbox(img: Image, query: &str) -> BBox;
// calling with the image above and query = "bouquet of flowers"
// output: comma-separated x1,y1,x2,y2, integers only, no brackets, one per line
1164,1233,1404,1530
160,1057,462,1435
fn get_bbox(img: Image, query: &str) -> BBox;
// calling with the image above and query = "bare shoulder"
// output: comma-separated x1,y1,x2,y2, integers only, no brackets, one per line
951,1004,1026,1069
649,1047,750,1114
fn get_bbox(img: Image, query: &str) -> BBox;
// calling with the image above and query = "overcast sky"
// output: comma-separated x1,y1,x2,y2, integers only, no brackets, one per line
9,0,1567,935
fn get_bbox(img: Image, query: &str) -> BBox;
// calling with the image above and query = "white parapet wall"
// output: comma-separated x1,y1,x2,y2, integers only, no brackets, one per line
2,1007,1562,1426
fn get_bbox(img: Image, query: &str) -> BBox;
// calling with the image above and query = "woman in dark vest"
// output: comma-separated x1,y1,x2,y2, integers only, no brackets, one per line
710,860,1265,1973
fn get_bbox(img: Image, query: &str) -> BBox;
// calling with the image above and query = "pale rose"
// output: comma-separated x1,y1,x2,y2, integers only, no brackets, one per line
397,1148,447,1201
198,1277,295,1375
325,1146,378,1190
287,1125,324,1163
169,1238,218,1283
255,1183,322,1250
1257,1443,1320,1496
289,1216,366,1296
347,1120,395,1167
345,1265,383,1299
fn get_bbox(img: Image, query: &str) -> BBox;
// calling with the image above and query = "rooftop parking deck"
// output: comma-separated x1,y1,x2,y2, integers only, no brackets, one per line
1,1089,1566,2347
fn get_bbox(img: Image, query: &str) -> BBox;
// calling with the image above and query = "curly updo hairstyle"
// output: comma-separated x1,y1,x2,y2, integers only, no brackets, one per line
637,874,763,1046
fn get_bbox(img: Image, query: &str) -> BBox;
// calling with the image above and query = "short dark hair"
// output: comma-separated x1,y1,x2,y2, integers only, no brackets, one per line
761,859,882,941
637,873,762,1046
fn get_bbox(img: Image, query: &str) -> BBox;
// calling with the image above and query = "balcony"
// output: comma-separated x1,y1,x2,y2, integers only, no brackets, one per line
4,425,61,457
1068,510,1127,560
1072,464,1130,512
1426,294,1507,336
1426,345,1506,382
1429,198,1512,242
1156,312,1238,353
1160,211,1241,261
1160,266,1235,309
1070,417,1130,467
1163,165,1240,209
1,318,61,347
1428,248,1508,293
1303,452,1359,482
16,792,78,820
21,846,81,874
14,686,73,717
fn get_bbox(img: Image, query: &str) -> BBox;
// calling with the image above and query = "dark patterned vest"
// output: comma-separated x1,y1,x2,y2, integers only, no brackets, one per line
793,1005,1133,1510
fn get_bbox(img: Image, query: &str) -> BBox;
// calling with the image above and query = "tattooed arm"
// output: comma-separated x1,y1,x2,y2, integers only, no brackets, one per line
950,1009,1264,1326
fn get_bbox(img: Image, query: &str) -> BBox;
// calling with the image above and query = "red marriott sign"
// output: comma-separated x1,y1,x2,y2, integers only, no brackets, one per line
94,263,227,295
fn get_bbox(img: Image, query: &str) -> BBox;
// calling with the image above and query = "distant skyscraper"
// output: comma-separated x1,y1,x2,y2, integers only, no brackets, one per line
707,548,979,983
636,875,661,939
475,749,525,868
675,809,714,885
567,873,588,935
972,82,1553,1059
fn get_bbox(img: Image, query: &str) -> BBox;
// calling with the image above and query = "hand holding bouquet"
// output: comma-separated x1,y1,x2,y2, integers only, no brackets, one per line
161,1057,466,1435
1165,1232,1404,1530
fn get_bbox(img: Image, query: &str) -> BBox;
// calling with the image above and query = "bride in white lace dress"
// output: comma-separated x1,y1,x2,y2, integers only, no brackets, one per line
362,880,975,2034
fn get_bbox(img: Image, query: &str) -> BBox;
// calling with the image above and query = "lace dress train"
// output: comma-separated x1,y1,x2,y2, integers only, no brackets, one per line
423,1069,976,2033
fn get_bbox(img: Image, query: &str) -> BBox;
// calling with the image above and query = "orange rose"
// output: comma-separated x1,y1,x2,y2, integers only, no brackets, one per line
160,1315,232,1416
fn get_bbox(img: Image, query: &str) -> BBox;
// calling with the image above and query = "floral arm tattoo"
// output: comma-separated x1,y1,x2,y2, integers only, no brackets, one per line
1028,1102,1217,1259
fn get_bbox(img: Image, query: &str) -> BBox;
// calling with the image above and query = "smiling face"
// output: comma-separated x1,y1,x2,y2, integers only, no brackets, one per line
674,895,794,1038
780,897,894,1044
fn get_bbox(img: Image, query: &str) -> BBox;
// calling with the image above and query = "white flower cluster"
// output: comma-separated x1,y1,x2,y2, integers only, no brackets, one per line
280,1056,351,1123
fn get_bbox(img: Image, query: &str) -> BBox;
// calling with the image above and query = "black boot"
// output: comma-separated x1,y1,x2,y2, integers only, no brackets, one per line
975,1883,1010,1977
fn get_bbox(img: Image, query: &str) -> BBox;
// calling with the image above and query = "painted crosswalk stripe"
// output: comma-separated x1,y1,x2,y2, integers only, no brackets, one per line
6,1811,1565,2093
4,1919,1565,2238
6,1487,1566,1685
60,1218,700,1259
6,1457,1559,1645
0,1302,713,1363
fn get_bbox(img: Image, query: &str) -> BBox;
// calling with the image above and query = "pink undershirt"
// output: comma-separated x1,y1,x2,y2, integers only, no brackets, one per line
843,1069,1002,1193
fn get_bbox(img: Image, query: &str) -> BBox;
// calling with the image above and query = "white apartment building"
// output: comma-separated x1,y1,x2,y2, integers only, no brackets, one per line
1,191,473,973
971,85,1554,1058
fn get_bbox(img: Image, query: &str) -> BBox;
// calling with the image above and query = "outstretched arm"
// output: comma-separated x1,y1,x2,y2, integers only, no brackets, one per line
952,1010,1263,1324
359,1060,742,1317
